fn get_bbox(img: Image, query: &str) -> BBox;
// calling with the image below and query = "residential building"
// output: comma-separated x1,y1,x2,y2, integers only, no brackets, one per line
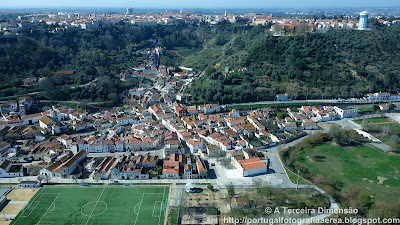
235,157,268,177
0,160,24,178
334,106,358,118
276,94,292,101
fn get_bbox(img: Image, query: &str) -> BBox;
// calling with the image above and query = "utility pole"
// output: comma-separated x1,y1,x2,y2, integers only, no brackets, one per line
296,170,300,190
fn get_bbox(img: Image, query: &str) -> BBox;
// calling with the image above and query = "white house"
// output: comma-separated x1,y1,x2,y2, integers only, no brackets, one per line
21,112,49,125
58,134,73,148
301,119,319,130
186,138,204,154
235,157,268,177
72,122,92,132
334,106,358,119
281,122,297,131
276,94,292,101
367,92,391,101
116,117,136,126
39,116,55,129
316,112,337,122
199,104,222,114
379,104,389,111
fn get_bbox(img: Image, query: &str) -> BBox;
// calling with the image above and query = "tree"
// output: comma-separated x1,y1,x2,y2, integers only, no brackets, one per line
37,175,43,183
258,187,272,197
362,117,368,130
44,174,51,183
341,185,372,215
382,124,389,137
296,23,311,35
273,24,283,34
252,178,263,189
373,105,379,111
207,184,213,190
286,83,301,100
369,200,400,218
389,103,395,110
205,67,216,77
107,93,119,103
227,183,235,198
388,135,399,152
328,125,350,145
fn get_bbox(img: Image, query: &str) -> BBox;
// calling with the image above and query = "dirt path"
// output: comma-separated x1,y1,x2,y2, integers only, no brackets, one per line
170,50,186,58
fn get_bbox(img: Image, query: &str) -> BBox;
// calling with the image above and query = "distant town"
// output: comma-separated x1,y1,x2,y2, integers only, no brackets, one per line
1,8,400,36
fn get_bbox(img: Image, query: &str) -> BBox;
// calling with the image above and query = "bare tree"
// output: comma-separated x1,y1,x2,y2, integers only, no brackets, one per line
94,174,100,183
44,174,51,184
362,117,368,131
382,124,389,137
296,23,311,35
252,178,263,189
388,135,399,152
273,24,283,34
72,175,78,184
37,175,43,183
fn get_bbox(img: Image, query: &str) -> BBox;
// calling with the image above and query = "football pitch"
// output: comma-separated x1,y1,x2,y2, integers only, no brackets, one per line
11,185,169,225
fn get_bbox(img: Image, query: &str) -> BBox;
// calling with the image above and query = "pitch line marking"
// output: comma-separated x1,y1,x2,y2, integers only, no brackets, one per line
12,188,44,225
84,187,105,225
36,193,60,225
157,187,166,225
133,193,145,225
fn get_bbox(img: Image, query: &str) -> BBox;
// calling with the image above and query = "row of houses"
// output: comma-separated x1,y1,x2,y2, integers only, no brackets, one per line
367,92,400,101
40,150,87,179
84,153,208,180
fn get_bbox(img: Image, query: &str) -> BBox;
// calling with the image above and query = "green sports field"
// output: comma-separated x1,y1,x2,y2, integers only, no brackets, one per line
11,185,169,225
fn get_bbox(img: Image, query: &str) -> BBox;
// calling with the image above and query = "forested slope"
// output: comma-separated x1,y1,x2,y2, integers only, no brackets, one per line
1,21,400,105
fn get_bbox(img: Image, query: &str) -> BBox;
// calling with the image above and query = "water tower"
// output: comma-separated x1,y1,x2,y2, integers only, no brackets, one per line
358,11,369,30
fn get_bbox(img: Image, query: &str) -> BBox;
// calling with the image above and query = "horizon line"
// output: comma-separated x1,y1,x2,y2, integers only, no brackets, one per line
1,6,400,9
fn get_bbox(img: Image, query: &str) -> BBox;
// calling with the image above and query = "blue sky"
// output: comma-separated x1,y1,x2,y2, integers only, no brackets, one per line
0,0,399,8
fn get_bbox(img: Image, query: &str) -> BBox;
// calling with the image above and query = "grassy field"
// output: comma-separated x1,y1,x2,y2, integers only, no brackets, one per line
358,107,374,112
354,117,392,124
299,142,400,202
11,186,169,225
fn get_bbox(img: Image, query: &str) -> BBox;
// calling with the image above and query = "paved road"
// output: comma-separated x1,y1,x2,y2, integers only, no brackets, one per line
226,99,400,107
264,136,310,189
226,99,338,107
333,118,361,129
385,113,400,124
